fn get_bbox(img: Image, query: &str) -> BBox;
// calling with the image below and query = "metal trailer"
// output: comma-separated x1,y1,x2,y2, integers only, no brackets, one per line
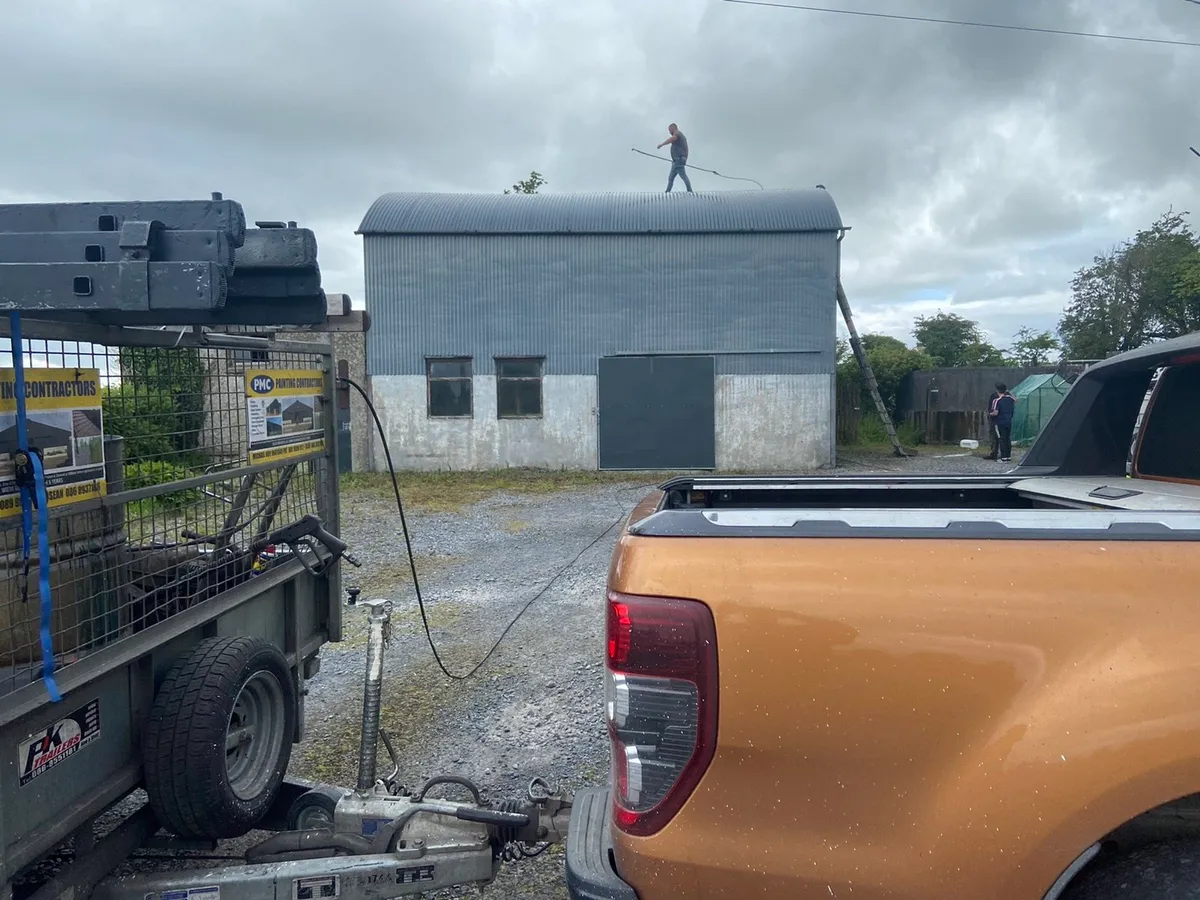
0,196,576,900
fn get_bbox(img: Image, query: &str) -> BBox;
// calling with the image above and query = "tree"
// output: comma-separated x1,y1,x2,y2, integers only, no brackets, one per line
912,312,1005,367
504,171,547,194
835,336,850,365
1058,209,1200,359
837,333,935,420
1006,327,1061,366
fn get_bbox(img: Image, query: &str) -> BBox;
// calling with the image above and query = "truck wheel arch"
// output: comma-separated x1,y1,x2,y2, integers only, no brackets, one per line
1040,787,1200,899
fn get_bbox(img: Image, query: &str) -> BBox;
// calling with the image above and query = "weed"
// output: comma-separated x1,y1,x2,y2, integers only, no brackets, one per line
341,469,663,513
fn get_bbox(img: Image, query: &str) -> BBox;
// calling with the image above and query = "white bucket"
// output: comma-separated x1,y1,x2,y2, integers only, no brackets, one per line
959,439,980,450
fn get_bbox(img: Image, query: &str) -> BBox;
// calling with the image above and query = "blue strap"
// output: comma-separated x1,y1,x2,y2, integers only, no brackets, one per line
10,312,61,702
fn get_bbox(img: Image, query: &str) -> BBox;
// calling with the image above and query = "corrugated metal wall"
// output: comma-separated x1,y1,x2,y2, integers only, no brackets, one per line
364,232,838,376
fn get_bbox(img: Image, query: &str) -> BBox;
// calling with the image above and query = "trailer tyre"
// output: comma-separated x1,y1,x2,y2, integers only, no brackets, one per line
142,636,296,840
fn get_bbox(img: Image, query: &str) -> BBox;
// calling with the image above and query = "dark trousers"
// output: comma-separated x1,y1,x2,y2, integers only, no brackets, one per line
995,422,1012,460
987,427,1000,459
666,159,692,192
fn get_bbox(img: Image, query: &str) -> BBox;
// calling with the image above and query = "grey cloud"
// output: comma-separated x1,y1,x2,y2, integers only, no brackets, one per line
2,0,1198,344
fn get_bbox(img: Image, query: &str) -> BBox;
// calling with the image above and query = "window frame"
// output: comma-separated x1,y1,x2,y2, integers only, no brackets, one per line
495,356,545,420
426,356,474,419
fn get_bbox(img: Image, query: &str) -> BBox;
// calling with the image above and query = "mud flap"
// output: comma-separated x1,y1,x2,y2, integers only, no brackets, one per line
565,786,638,900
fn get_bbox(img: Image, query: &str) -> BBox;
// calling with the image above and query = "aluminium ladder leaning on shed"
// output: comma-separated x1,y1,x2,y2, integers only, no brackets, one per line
837,280,908,457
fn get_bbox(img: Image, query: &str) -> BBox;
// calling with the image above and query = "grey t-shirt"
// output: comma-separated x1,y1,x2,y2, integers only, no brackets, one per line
671,130,688,160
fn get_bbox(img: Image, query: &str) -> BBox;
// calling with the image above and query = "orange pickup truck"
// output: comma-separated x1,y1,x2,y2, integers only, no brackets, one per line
565,333,1200,900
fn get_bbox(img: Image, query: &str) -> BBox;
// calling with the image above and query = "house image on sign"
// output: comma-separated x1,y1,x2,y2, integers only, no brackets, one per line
71,409,104,467
282,399,315,433
0,417,75,474
264,398,284,437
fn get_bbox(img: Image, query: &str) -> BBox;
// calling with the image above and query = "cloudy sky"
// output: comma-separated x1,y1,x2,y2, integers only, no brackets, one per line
3,0,1198,351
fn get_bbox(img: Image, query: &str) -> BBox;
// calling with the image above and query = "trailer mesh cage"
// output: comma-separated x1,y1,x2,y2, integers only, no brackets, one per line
0,322,334,699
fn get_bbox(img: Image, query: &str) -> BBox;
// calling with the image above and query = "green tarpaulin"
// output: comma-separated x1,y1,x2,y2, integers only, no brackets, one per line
1009,373,1071,445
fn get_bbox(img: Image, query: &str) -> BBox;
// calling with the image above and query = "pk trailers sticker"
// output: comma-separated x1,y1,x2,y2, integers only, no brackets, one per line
0,368,107,519
245,369,326,465
18,697,101,786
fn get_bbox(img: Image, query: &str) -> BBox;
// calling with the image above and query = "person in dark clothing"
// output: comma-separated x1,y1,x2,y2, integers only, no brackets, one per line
657,123,693,193
989,383,1016,462
984,383,1002,459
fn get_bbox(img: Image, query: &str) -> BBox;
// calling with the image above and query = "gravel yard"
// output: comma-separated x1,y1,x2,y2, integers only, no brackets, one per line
19,447,1021,900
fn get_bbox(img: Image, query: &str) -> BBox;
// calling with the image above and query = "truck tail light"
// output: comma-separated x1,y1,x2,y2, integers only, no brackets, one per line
605,590,718,837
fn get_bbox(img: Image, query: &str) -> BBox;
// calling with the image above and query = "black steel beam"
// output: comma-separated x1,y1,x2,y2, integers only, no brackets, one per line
0,196,247,246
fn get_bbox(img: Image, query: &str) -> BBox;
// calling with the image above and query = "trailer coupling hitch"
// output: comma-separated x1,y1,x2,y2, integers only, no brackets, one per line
263,513,361,573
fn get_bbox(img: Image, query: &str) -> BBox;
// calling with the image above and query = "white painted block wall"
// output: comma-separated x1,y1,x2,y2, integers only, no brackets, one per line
371,375,597,470
370,373,833,471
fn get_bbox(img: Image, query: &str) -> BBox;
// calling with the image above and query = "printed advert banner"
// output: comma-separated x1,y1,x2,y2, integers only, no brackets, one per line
245,369,326,465
0,368,107,518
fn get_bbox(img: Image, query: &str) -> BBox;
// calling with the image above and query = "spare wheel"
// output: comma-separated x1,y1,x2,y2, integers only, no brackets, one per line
142,636,297,839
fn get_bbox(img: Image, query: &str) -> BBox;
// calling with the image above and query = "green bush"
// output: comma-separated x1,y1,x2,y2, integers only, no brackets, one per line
124,460,201,510
896,420,925,446
853,416,924,446
117,347,206,453
102,384,179,460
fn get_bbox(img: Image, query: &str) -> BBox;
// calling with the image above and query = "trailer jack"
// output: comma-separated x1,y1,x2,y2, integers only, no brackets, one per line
88,591,572,900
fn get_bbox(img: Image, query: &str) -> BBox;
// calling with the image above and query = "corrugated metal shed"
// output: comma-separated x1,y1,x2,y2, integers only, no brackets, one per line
364,231,837,376
358,189,843,235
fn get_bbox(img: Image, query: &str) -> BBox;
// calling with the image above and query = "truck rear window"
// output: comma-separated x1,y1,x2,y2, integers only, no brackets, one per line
1135,364,1200,483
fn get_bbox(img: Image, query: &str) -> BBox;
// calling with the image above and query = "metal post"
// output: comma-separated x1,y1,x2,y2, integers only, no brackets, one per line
356,600,393,792
320,346,343,642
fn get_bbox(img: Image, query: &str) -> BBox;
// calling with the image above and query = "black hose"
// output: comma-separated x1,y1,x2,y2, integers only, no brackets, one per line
412,774,484,804
339,376,629,681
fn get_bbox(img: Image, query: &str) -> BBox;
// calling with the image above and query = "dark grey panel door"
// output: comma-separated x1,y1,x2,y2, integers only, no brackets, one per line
598,355,716,470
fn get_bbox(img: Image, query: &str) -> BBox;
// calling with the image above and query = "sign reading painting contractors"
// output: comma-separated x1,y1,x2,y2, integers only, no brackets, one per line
0,368,106,519
245,369,326,465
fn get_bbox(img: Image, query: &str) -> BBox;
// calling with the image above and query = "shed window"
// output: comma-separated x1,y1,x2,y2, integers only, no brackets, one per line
496,357,543,418
427,357,472,418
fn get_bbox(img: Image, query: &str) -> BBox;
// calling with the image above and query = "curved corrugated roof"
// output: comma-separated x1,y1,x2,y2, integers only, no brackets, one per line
357,189,842,235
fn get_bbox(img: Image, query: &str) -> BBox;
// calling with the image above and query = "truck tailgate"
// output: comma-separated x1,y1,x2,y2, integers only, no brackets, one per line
608,532,1200,899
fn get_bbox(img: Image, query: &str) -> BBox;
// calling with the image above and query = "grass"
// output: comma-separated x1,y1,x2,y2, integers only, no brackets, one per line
355,554,456,597
840,416,928,452
332,580,463,650
290,642,528,787
340,468,664,513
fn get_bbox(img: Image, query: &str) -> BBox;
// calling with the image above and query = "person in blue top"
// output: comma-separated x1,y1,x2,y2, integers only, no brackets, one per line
989,383,1016,462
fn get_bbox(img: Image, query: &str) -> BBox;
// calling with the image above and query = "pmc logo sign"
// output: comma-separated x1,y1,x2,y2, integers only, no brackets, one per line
251,375,275,394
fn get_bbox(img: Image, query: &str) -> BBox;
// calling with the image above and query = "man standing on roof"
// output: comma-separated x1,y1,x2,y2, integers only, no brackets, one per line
989,383,1016,463
657,123,693,193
